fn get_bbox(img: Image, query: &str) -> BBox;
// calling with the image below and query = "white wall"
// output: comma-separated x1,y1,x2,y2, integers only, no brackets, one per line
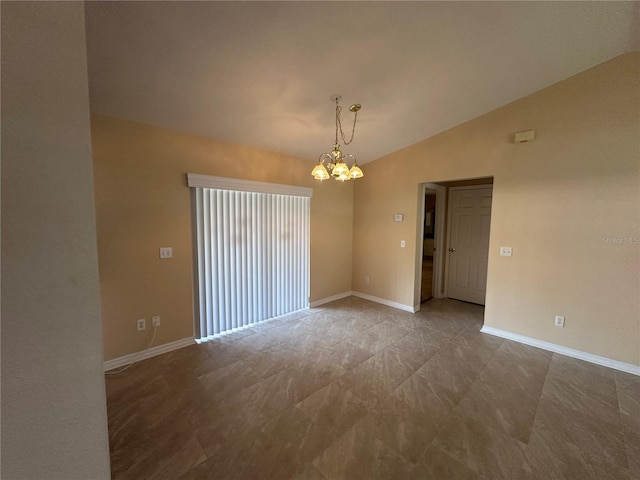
1,2,111,478
91,114,354,360
353,53,640,365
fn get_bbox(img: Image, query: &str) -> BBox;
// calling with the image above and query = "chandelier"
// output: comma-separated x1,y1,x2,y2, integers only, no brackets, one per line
311,95,364,181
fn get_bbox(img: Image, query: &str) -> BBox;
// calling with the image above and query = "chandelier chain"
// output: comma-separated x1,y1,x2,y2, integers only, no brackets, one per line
335,103,358,146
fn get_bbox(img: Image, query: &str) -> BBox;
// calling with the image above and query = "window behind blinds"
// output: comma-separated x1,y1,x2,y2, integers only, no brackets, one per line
188,174,311,340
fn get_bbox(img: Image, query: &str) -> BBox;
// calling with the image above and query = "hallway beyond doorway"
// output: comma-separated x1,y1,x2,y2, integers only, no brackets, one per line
421,256,433,303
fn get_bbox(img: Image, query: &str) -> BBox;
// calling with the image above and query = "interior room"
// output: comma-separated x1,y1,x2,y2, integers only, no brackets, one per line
2,2,638,479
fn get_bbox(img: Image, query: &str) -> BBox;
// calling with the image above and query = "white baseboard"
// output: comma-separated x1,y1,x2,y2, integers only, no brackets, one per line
309,290,417,313
481,326,640,376
104,336,195,371
352,291,417,313
309,291,353,308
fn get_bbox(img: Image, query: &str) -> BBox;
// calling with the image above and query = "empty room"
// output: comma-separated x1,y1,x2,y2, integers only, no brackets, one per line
2,2,639,480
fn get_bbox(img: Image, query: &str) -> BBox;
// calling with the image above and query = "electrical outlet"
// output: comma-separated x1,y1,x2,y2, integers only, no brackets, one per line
554,315,565,327
137,318,146,331
159,247,173,259
500,246,513,257
152,316,161,327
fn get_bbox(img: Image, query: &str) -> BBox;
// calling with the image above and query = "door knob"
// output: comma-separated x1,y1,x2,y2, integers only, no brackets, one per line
449,248,456,252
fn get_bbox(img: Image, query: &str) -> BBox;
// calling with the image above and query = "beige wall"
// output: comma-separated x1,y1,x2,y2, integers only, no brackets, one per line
92,116,353,360
353,53,640,365
1,2,111,478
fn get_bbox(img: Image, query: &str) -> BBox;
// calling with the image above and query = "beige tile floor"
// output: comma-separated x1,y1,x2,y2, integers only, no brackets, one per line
105,297,639,480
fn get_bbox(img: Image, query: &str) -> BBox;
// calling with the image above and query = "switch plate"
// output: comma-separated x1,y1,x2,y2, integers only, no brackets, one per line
400,240,406,248
160,247,173,259
152,316,161,327
137,319,146,331
554,315,565,327
394,214,404,222
500,246,512,257
364,276,370,284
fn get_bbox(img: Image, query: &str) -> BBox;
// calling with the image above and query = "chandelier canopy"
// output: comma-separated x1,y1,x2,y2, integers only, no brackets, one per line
311,95,364,181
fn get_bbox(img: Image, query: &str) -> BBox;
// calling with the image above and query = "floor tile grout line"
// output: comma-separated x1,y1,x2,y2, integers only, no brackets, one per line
535,352,632,473
430,334,534,479
524,350,556,448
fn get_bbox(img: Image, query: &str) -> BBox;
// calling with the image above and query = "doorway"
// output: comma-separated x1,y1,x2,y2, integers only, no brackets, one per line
418,183,446,304
421,189,437,302
416,178,493,309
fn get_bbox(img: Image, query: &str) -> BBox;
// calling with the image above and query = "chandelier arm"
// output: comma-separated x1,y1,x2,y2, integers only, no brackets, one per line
319,152,335,171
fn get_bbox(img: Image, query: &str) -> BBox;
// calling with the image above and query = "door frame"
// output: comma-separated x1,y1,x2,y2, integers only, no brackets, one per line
415,183,446,307
443,184,493,300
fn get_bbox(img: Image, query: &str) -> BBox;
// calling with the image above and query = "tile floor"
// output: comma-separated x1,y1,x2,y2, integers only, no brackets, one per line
105,297,639,480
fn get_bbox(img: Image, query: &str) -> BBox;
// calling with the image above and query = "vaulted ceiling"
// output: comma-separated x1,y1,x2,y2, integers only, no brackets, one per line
85,1,639,164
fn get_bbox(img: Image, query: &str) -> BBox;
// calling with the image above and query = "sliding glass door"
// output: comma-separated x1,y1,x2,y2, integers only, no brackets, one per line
188,174,311,340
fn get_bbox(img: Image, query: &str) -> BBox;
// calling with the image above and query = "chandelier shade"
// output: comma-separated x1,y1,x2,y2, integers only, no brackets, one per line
312,95,364,181
311,161,330,181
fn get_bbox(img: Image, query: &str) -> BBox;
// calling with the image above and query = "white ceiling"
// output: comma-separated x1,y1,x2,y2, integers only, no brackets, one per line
85,1,639,165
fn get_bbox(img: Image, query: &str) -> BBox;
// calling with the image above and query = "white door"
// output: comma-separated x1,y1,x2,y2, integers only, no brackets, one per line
446,186,492,305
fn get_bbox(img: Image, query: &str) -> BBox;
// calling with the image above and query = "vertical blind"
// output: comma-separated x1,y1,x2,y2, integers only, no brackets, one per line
188,174,311,340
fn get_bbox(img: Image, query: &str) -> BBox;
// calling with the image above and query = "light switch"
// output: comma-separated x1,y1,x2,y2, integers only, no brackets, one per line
400,240,406,248
500,246,512,257
160,247,173,259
